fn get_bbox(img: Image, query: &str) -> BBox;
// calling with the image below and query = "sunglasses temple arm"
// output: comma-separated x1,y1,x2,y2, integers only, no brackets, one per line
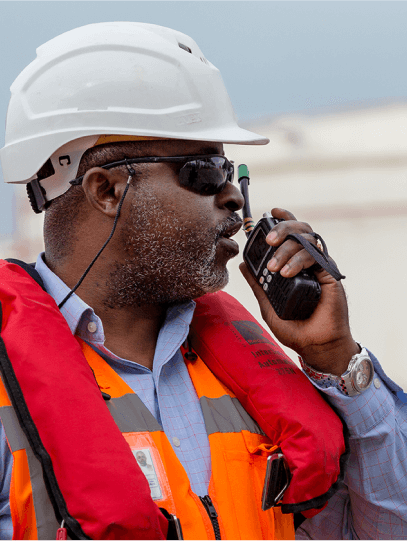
238,164,255,238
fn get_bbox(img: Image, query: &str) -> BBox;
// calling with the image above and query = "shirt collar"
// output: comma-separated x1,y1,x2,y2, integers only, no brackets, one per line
35,253,92,335
34,252,196,345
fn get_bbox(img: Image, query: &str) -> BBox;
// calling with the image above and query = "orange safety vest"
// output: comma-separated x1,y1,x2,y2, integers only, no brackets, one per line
0,260,346,539
87,339,295,540
0,336,294,540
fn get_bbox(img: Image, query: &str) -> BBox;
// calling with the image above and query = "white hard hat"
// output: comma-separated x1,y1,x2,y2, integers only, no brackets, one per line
0,21,269,204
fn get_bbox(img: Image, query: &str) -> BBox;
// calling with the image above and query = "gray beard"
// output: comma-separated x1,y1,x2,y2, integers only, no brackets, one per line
104,191,240,308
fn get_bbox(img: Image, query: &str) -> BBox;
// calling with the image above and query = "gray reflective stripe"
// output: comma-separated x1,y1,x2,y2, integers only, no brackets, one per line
200,395,265,436
0,393,162,539
107,394,163,433
0,406,60,539
25,446,60,539
0,405,26,451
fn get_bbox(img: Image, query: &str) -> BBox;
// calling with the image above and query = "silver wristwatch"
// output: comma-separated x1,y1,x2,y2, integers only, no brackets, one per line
300,346,374,396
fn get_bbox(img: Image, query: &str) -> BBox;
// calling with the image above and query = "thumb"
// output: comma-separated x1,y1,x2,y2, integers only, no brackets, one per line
239,261,259,291
239,262,274,318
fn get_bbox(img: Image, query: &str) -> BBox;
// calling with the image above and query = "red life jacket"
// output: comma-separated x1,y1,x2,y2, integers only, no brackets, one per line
189,292,347,517
0,260,346,538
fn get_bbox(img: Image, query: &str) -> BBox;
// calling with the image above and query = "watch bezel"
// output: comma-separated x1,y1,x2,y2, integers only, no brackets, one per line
340,351,374,396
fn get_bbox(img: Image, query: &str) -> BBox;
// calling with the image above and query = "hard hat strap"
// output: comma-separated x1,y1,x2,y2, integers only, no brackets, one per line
26,178,48,214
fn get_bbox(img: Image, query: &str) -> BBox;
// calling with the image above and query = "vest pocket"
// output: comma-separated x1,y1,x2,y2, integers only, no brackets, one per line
215,432,279,539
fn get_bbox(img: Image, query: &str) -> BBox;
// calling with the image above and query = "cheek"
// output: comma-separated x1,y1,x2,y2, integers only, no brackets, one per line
129,178,218,243
158,188,217,232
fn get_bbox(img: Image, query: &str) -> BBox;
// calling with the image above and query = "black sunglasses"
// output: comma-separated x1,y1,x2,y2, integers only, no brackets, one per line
69,154,234,195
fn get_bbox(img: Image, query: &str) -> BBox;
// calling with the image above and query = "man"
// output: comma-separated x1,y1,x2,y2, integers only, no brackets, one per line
135,452,153,471
135,451,161,500
0,21,406,540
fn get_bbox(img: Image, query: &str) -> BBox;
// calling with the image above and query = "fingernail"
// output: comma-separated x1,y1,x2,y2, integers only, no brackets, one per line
281,264,290,275
267,231,277,243
268,258,278,271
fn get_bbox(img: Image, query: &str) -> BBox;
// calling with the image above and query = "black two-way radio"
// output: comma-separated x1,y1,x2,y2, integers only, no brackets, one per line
238,164,344,321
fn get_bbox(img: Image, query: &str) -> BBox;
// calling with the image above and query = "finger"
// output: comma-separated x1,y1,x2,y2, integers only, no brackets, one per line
271,208,297,221
267,233,317,273
279,249,320,277
266,219,313,247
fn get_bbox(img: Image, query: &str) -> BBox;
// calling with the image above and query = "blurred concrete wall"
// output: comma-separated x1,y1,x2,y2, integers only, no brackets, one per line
3,100,407,388
225,101,407,388
2,194,44,263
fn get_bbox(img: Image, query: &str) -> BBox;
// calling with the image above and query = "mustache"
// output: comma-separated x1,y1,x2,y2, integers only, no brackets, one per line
215,213,243,239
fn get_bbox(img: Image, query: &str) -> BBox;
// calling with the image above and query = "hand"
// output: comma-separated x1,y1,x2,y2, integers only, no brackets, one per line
239,208,359,375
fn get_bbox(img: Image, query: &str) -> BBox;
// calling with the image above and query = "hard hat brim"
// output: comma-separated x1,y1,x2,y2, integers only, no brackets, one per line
1,126,269,185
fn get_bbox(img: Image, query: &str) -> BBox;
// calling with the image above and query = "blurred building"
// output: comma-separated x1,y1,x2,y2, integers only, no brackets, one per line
4,99,407,387
225,100,407,388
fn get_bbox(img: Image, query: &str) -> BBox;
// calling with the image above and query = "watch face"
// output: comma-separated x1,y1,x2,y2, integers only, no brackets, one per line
355,358,374,390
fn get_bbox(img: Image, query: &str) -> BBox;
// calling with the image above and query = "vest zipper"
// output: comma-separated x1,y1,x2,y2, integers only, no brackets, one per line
199,495,221,540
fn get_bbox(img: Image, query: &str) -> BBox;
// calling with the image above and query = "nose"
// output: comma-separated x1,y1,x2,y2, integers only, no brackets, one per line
215,181,245,212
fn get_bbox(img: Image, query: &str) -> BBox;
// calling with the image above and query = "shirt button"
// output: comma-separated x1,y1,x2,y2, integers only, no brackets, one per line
373,378,381,389
172,437,181,447
87,321,97,333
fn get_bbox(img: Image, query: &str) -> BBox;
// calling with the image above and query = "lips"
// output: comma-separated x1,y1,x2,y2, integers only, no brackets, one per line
216,219,242,257
219,220,242,240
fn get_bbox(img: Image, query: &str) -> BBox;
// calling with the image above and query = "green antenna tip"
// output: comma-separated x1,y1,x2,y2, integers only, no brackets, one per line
238,164,249,178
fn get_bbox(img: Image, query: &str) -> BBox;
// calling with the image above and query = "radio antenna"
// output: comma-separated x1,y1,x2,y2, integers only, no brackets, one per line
238,164,255,238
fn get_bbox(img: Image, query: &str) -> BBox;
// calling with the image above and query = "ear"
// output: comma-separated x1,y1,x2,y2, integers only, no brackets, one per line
81,168,128,218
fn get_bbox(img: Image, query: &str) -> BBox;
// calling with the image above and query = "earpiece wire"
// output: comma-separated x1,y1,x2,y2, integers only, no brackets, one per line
58,165,134,310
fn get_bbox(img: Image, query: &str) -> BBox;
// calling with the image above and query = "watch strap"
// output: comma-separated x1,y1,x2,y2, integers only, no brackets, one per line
299,345,373,396
299,357,342,390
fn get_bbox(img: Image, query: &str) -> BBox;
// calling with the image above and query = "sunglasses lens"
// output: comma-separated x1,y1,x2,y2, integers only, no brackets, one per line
179,157,233,195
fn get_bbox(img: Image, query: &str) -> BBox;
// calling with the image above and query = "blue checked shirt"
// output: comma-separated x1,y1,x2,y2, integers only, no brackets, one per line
0,254,406,539
297,355,407,539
